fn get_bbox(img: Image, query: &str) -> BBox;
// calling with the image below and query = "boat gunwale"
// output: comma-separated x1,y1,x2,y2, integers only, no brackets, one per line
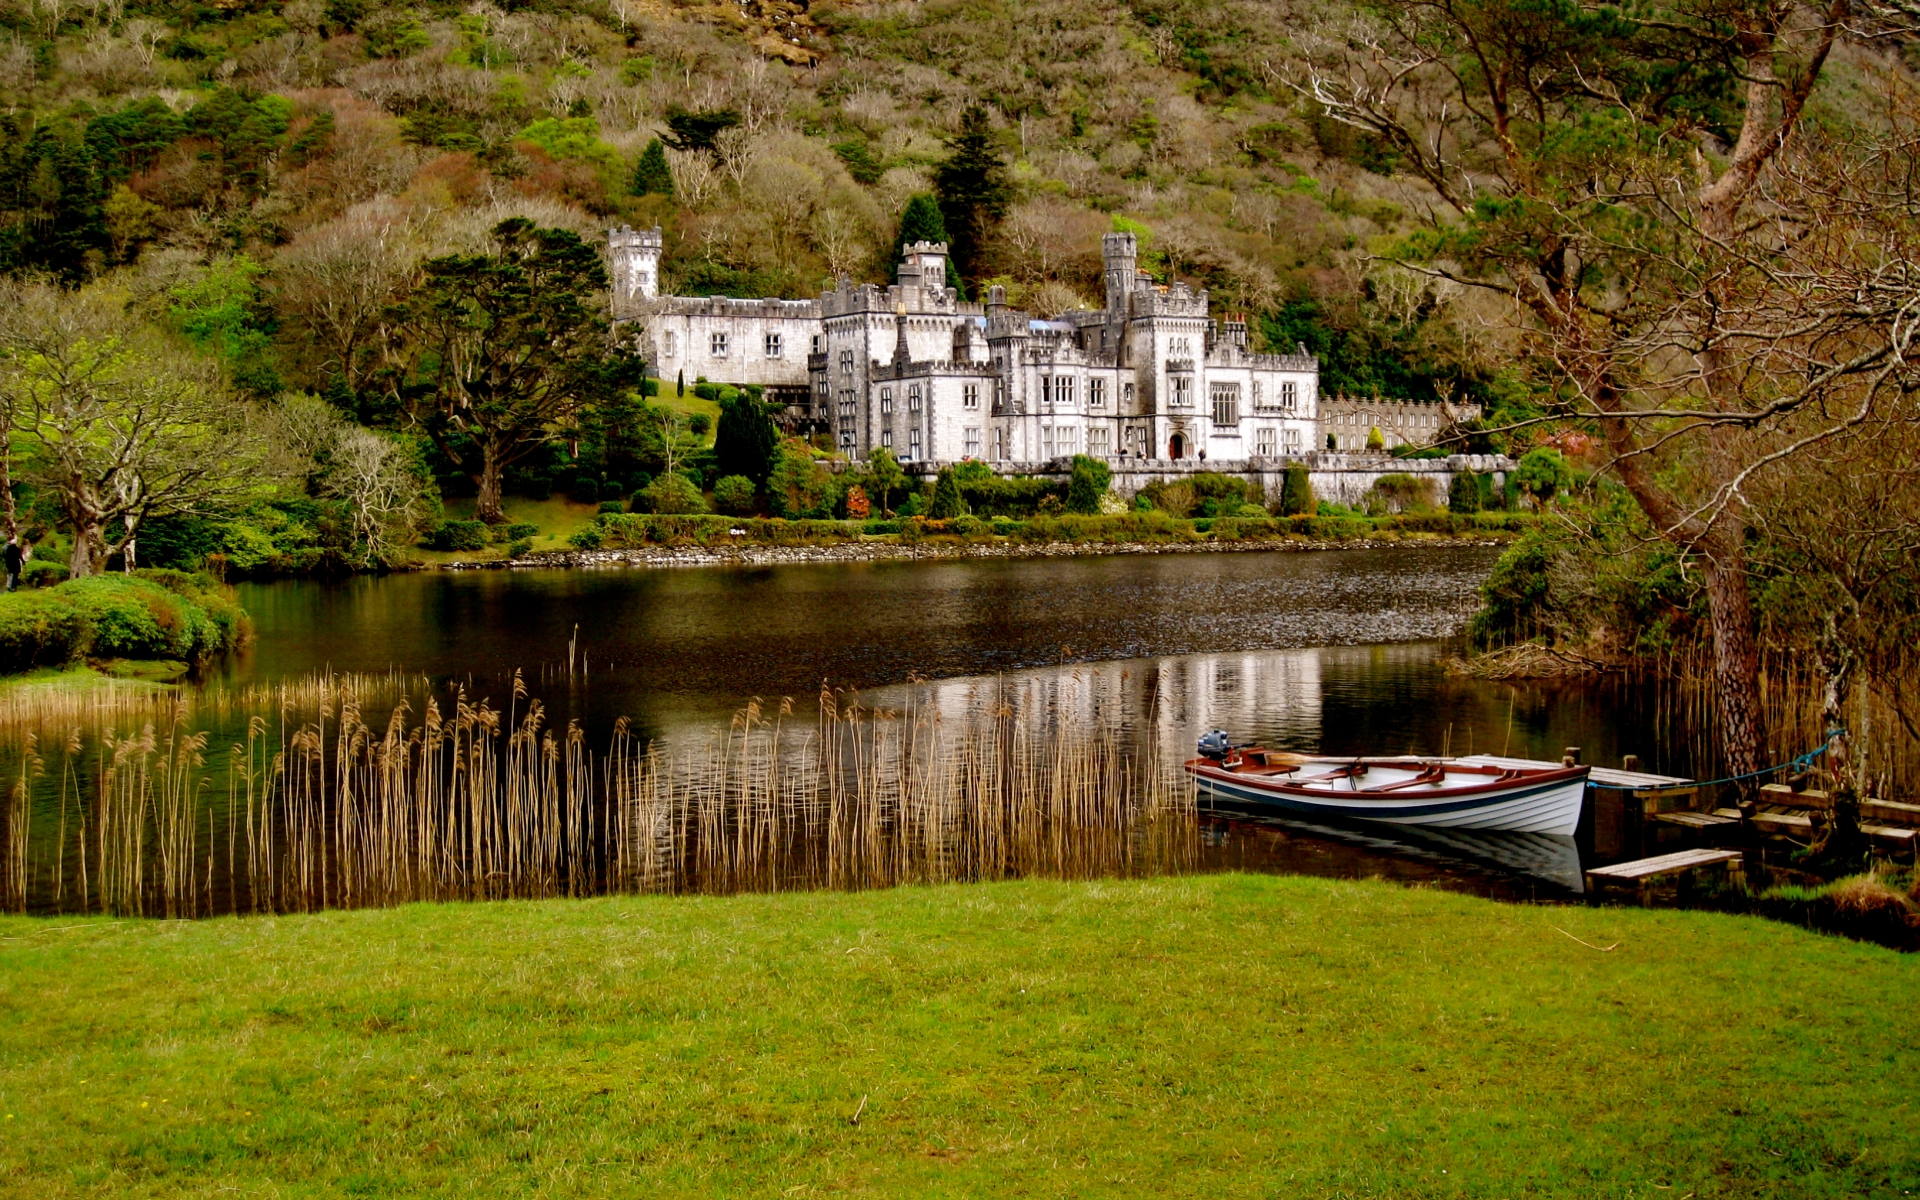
1183,755,1591,804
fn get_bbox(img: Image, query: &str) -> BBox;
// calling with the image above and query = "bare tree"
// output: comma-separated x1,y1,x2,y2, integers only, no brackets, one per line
322,427,436,568
0,282,269,577
1301,0,1920,782
272,201,426,394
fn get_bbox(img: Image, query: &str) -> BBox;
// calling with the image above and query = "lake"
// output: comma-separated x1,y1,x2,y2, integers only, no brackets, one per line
183,546,1683,900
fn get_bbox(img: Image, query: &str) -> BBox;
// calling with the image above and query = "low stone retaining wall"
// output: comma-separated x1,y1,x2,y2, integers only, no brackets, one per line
901,452,1514,507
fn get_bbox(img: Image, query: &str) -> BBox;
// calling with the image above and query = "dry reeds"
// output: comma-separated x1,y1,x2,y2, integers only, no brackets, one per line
0,670,1195,917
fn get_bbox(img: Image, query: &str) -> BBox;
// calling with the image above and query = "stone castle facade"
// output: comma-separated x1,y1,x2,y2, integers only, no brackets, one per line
607,227,1473,467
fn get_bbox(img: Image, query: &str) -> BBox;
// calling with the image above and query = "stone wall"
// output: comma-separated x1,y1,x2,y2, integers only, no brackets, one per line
900,452,1514,507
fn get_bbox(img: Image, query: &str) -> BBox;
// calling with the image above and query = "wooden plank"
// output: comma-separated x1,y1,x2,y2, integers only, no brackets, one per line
1454,755,1693,789
1751,812,1814,836
1651,811,1739,829
1862,799,1920,827
1639,788,1704,817
1587,848,1743,881
1865,824,1917,848
1759,783,1831,811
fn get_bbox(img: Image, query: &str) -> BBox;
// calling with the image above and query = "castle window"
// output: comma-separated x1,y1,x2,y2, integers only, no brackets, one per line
1172,377,1193,408
1059,377,1075,406
882,430,893,447
1043,426,1055,457
1124,382,1135,405
1040,376,1052,404
839,350,854,377
1090,378,1106,408
1060,425,1078,454
1282,381,1298,411
1089,427,1111,455
1252,381,1263,409
840,429,854,450
881,387,893,415
1256,427,1276,456
908,428,921,459
710,332,729,357
1284,428,1302,454
908,384,922,411
765,332,782,358
965,427,982,457
1211,385,1239,427
661,330,677,357
963,383,980,409
993,428,1006,460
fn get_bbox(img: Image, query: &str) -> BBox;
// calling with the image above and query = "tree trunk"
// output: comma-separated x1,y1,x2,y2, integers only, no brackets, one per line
0,422,14,541
474,440,506,524
1700,527,1766,799
68,521,105,579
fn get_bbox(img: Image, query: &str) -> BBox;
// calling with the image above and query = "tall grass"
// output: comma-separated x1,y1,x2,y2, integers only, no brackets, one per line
0,671,1195,917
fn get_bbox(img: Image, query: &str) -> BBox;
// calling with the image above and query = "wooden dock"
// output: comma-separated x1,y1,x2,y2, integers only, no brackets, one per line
1585,848,1746,903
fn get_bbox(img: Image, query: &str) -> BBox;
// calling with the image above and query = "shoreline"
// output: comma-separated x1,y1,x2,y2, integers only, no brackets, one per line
427,534,1513,571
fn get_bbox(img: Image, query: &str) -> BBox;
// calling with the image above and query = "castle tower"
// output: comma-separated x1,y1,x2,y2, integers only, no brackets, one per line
608,225,663,302
1103,231,1138,315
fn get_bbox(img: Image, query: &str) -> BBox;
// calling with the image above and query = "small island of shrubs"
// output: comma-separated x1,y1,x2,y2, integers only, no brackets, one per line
0,571,249,676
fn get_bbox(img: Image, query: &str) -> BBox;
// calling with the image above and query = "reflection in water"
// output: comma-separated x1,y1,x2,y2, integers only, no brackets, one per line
5,548,1692,910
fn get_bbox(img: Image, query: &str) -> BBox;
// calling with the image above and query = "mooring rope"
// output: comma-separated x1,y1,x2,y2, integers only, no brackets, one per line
1583,729,1844,792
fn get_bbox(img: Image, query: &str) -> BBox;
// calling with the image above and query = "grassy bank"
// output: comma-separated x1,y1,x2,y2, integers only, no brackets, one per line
0,875,1913,1198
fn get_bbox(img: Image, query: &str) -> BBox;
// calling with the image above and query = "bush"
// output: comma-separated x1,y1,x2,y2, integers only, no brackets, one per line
1449,471,1482,514
597,500,626,515
1366,473,1436,515
713,474,758,515
506,538,533,557
1514,447,1571,509
638,472,709,514
23,561,68,587
928,467,968,519
0,571,249,673
426,520,488,551
767,440,833,518
1277,466,1314,516
493,522,539,543
568,524,606,549
1065,455,1112,514
571,476,600,504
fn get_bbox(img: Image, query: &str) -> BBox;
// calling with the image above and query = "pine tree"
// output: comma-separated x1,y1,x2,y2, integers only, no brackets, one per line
714,389,780,485
892,194,966,296
928,466,968,519
630,137,674,197
1447,470,1481,515
931,106,1010,286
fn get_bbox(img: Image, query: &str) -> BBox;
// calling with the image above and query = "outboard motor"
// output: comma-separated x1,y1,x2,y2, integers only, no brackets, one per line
1197,729,1233,761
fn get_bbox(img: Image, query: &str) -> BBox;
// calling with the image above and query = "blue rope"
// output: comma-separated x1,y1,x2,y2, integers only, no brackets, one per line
1585,730,1843,791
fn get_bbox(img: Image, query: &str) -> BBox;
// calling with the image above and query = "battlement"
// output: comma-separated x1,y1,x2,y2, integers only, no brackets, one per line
1129,281,1209,317
650,295,822,318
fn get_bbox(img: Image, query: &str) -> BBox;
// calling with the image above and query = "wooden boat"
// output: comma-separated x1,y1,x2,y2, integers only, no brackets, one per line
1183,739,1590,836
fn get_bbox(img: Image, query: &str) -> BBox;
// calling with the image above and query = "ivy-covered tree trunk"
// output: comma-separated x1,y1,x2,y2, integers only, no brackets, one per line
474,438,506,525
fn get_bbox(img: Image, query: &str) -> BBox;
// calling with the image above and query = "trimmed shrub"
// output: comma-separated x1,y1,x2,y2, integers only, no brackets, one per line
638,472,709,515
1449,471,1482,514
713,474,758,515
1278,466,1314,516
568,524,606,549
571,476,600,504
492,522,539,543
0,572,249,673
23,561,68,587
1065,455,1111,514
597,500,626,515
506,538,533,557
427,520,488,551
928,467,968,518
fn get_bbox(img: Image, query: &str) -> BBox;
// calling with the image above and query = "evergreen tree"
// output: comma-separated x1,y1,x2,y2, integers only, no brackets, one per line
928,466,968,519
630,137,674,197
713,388,780,485
892,194,966,296
1280,466,1315,516
0,117,108,283
931,106,1011,286
1448,470,1481,515
1065,455,1111,514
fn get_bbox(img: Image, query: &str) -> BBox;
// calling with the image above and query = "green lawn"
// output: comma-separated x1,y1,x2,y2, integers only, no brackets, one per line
0,874,1914,1197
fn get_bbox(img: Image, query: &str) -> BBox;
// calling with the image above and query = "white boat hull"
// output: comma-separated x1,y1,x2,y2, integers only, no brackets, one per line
1188,760,1589,837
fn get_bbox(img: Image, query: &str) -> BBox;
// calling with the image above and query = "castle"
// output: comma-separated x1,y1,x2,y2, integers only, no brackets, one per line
607,227,1474,466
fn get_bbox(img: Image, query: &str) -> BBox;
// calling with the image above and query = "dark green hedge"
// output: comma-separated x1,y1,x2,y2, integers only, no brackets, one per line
0,571,250,674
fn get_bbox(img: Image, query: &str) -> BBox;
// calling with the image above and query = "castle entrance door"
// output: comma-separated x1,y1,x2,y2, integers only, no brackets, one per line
1169,432,1187,460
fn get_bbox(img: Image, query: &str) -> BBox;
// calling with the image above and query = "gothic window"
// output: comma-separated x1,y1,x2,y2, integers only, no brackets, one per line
993,428,1006,460
1090,378,1106,408
963,383,980,409
881,387,893,415
908,428,921,459
710,331,729,356
1172,377,1193,408
882,430,893,447
1282,381,1298,411
1256,427,1276,456
1211,385,1239,427
965,427,982,457
840,429,854,450
839,350,855,377
765,332,782,358
1040,376,1052,404
1124,382,1135,406
908,384,922,412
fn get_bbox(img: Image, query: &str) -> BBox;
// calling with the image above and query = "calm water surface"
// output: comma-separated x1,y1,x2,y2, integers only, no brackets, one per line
204,547,1688,898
